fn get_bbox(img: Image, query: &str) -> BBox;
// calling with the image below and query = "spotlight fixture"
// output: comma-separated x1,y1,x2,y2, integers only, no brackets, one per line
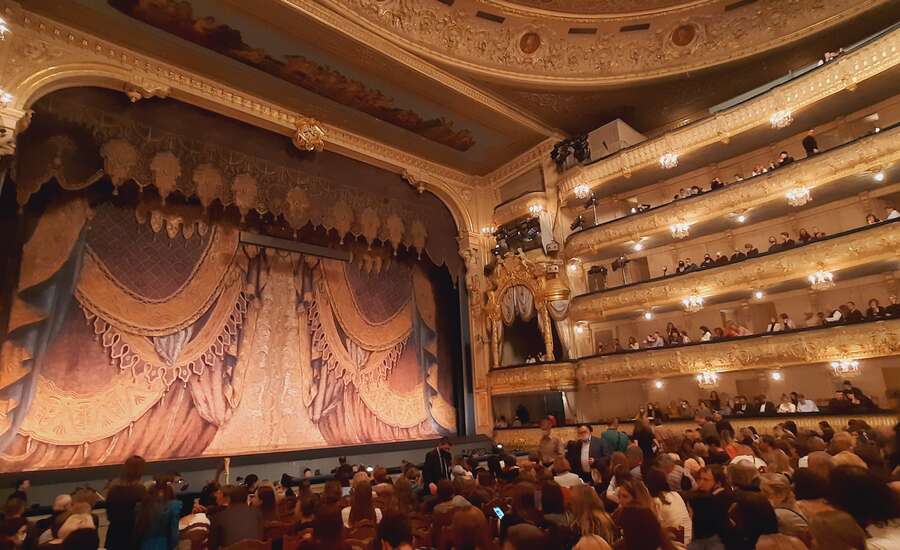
808,269,835,291
696,371,719,389
873,171,885,182
570,215,585,231
653,380,664,390
659,152,679,169
830,359,861,378
753,290,765,301
642,311,654,321
770,371,783,381
786,186,811,207
681,294,704,312
528,203,544,215
574,184,591,199
769,109,794,129
670,222,690,239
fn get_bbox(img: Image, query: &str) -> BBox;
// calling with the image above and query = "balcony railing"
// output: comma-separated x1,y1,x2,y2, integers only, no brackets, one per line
489,361,577,396
558,25,900,195
565,123,900,259
570,218,900,318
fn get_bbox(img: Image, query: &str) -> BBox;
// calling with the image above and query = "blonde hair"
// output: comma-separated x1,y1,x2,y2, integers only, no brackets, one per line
58,513,95,540
809,510,867,550
832,451,867,469
759,473,795,507
570,485,617,544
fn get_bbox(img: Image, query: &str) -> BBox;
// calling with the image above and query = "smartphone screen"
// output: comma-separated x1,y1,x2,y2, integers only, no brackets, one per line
493,506,505,520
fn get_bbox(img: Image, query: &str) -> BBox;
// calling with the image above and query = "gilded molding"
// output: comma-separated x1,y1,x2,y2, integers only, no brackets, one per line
565,125,900,258
570,221,900,318
493,191,546,225
578,319,900,384
489,361,578,396
0,2,479,233
319,0,888,85
558,26,900,194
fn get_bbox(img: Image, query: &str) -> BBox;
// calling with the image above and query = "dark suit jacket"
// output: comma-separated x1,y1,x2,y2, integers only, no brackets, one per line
732,403,750,416
422,448,453,487
755,402,778,416
208,503,264,550
565,437,609,480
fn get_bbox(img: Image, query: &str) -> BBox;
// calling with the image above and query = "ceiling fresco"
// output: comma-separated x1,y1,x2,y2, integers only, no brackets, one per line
109,0,476,151
493,0,696,13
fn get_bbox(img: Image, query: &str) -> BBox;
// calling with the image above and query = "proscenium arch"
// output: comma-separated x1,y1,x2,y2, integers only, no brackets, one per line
7,62,477,236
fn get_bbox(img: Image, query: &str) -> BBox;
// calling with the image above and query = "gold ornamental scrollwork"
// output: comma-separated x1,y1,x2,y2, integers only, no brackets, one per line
566,125,900,259
571,220,900,318
489,361,578,396
578,318,900,384
292,117,327,152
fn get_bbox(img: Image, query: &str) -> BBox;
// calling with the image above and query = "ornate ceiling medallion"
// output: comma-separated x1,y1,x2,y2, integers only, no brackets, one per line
293,117,327,152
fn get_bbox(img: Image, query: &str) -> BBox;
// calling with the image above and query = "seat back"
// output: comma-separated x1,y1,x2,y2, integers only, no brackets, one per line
222,539,272,550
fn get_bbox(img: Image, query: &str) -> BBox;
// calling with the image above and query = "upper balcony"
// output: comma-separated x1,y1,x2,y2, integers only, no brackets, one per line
570,218,900,319
489,360,577,397
565,123,900,260
558,25,900,196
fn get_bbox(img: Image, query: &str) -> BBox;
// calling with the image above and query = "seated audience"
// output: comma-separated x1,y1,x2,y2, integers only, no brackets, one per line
208,485,263,550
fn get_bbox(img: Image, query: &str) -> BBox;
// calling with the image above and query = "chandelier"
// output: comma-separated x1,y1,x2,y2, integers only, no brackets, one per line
528,203,544,215
696,371,719,389
830,359,861,378
480,225,496,235
670,222,690,239
659,152,679,169
574,184,591,199
786,186,811,207
682,294,704,312
0,17,9,40
808,269,835,291
0,89,11,107
769,109,794,129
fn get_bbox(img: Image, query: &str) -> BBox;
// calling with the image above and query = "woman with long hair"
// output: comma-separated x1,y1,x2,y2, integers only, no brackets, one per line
306,506,352,550
342,479,381,528
254,485,279,523
392,477,418,515
570,485,617,545
135,481,181,550
759,473,809,542
614,506,677,550
644,469,691,544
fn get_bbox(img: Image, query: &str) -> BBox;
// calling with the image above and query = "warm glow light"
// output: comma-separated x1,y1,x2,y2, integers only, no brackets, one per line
736,214,747,223
0,90,12,107
574,322,589,335
770,371,783,381
874,171,885,182
808,269,835,290
574,184,591,199
633,242,644,252
696,371,719,389
830,359,861,378
528,203,544,215
769,109,794,129
786,186,812,207
567,259,582,272
653,380,664,390
670,222,690,239
0,18,9,40
659,152,679,169
480,225,496,234
753,290,765,300
642,311,654,321
682,294,704,312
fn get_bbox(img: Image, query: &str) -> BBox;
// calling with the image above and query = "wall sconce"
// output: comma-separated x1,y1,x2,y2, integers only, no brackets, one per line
574,184,591,199
696,371,719,389
670,222,690,239
808,269,835,291
769,109,794,129
659,152,679,169
786,186,811,207
830,359,861,378
528,203,544,215
682,294,704,312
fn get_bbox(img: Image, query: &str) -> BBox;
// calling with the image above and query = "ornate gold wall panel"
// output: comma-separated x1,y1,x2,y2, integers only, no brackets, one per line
570,221,900,318
556,26,900,194
577,318,900,384
565,125,900,258
493,413,899,449
317,0,888,85
489,361,578,395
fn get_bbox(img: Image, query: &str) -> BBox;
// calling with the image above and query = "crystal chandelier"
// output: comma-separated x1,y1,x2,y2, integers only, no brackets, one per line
769,109,794,129
808,269,835,291
528,203,544,215
682,294,704,312
659,152,679,169
0,90,11,107
480,225,496,234
696,371,719,389
670,222,690,239
830,360,861,378
573,184,591,199
786,186,811,207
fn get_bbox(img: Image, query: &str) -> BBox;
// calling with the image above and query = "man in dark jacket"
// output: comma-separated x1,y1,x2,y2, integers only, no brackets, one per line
208,485,264,550
566,424,610,482
422,438,453,489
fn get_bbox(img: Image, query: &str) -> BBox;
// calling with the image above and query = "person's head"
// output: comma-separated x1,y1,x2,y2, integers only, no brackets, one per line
644,468,671,501
616,478,652,508
540,481,565,515
349,479,376,524
503,523,548,550
121,455,146,483
60,527,100,550
452,506,490,550
255,485,276,515
225,484,249,505
759,473,794,507
625,446,643,469
3,498,24,519
768,235,777,245
322,480,342,505
728,461,760,491
808,510,867,550
313,506,345,543
616,505,668,550
52,493,73,515
551,457,571,475
696,466,722,493
435,479,454,503
377,511,413,550
243,474,259,492
338,456,348,465
438,437,451,452
576,424,593,442
828,465,900,527
779,151,789,159
510,482,538,517
730,492,779,546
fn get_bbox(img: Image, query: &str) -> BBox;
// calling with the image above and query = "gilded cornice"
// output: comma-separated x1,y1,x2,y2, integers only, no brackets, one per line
565,125,900,259
0,2,480,232
578,319,900,384
318,0,888,85
489,361,578,395
480,0,712,20
570,221,900,318
558,26,900,194
493,192,546,225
